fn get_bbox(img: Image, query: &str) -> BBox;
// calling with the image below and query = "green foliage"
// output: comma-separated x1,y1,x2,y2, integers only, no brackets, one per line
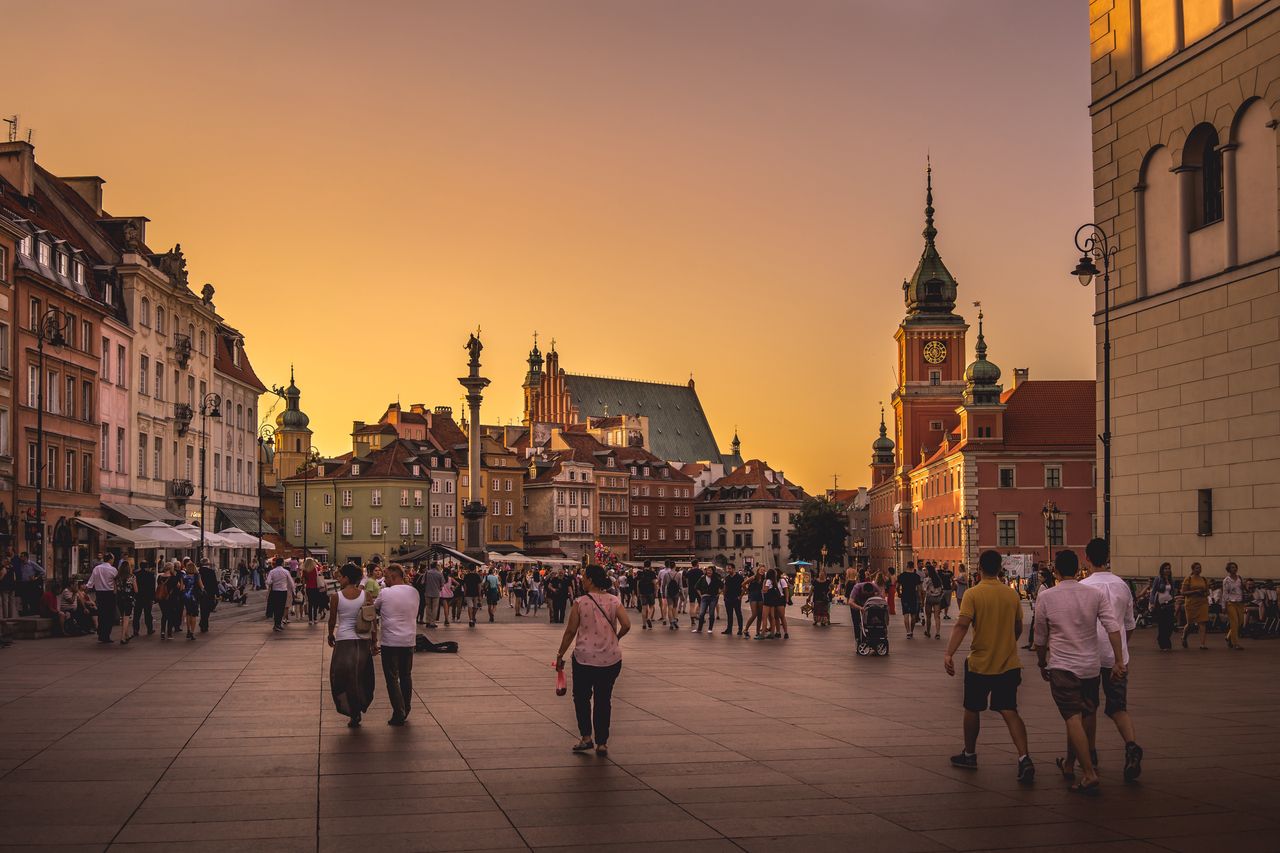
787,497,848,565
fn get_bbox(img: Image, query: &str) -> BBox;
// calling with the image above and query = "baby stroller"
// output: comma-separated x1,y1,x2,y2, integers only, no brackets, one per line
857,596,890,656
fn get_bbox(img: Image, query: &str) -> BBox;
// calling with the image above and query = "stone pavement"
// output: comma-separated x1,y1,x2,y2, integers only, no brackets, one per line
1,596,1278,853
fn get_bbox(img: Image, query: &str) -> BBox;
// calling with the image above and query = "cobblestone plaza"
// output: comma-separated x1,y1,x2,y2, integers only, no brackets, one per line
1,599,1276,853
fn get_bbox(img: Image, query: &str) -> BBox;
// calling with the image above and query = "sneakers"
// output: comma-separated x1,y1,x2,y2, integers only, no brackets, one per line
950,752,978,769
1123,742,1143,782
1017,756,1036,786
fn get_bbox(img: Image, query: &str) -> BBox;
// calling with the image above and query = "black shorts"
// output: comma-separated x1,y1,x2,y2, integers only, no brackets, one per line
638,593,655,606
1048,669,1100,720
900,596,920,615
688,590,698,603
1101,668,1127,717
963,663,1021,713
485,589,500,605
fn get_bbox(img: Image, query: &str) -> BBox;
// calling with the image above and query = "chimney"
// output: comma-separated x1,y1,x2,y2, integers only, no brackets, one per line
434,405,453,419
60,176,105,216
0,141,36,197
409,403,427,415
1013,368,1030,389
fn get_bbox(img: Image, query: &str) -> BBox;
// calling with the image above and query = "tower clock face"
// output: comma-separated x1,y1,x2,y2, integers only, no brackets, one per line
923,339,948,364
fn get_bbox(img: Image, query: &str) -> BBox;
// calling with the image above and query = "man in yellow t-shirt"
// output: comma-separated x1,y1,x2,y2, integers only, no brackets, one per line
944,549,1034,785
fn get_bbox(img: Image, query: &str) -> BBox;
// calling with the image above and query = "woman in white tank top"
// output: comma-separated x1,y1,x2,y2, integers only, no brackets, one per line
327,565,375,727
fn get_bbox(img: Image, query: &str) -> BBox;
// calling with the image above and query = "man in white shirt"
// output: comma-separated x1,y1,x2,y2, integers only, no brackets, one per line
1222,561,1246,650
375,564,420,726
1081,538,1143,782
1034,549,1125,793
265,558,295,632
88,554,119,644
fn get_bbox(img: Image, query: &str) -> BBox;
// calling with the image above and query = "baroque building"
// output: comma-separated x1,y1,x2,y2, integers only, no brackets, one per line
694,459,807,569
1088,0,1280,577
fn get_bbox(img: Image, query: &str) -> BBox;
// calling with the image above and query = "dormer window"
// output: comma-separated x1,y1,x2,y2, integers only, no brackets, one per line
606,457,615,468
445,458,452,469
57,253,68,276
37,241,51,267
352,463,361,476
73,261,84,284
18,235,31,256
412,464,421,476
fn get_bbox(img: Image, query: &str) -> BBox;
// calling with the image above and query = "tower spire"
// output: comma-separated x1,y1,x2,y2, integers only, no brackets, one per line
923,156,936,247
973,301,988,361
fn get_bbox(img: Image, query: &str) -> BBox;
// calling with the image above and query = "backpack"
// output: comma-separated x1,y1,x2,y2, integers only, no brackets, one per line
156,579,170,601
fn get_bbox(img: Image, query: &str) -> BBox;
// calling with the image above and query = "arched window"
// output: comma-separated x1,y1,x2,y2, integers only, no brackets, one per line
198,331,207,354
187,323,195,344
1139,145,1177,295
140,297,151,327
155,307,166,334
1234,99,1279,264
236,404,244,429
1185,123,1223,229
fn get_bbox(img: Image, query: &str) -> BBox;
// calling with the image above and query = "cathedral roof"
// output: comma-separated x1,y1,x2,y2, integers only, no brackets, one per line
562,373,722,463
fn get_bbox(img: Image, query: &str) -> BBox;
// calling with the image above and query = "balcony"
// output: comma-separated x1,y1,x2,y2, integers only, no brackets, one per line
174,403,193,436
168,479,194,500
173,333,193,369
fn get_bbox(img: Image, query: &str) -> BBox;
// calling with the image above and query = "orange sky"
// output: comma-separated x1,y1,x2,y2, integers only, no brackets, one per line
10,0,1095,492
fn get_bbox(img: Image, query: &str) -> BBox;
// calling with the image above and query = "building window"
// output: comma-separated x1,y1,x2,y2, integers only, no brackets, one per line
323,493,333,506
155,307,165,335
929,420,943,431
413,489,423,507
153,436,163,480
214,453,222,489
400,517,410,536
82,381,93,422
997,517,1018,547
26,443,37,486
371,518,383,536
342,518,353,537
323,521,333,535
370,488,382,507
929,370,941,386
1047,517,1065,548
293,519,303,538
400,489,409,507
139,356,149,396
140,298,151,326
64,450,75,490
38,241,51,267
1044,465,1062,489
998,466,1015,488
0,408,8,458
341,489,352,507
293,490,302,508
1188,123,1224,228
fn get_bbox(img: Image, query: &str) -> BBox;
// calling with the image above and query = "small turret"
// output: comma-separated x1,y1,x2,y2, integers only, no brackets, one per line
963,308,1003,406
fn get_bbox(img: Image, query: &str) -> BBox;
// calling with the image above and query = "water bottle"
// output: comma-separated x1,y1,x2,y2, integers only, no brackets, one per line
555,659,567,696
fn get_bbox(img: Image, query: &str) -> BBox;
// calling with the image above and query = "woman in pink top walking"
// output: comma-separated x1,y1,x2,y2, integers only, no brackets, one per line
556,564,631,756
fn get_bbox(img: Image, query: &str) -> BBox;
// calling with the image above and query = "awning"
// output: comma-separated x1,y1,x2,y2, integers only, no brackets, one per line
216,505,279,538
74,516,165,548
136,521,198,548
216,527,277,550
431,544,484,566
488,551,538,564
101,501,182,524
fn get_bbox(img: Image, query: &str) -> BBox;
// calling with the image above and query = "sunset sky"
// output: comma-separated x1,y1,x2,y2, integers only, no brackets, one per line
10,0,1094,492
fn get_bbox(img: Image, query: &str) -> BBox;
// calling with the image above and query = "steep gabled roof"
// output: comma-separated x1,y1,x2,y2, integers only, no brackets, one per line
1000,380,1095,448
214,325,268,393
562,374,721,463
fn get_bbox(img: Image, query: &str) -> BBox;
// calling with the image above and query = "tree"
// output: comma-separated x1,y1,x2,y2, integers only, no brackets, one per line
788,497,848,567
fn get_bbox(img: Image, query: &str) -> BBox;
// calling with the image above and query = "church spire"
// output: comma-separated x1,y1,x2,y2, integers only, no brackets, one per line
902,158,961,324
923,155,936,248
963,304,1003,406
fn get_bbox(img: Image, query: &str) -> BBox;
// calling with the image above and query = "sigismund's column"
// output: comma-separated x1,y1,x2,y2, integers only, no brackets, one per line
459,331,491,564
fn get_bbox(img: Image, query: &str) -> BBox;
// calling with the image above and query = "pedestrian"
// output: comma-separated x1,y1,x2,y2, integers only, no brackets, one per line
133,561,156,637
0,551,16,621
197,560,218,633
328,563,376,728
483,565,502,622
897,562,921,639
179,561,204,641
807,568,831,628
684,562,702,619
635,561,658,630
421,562,444,628
116,559,137,645
555,563,630,756
1149,563,1176,651
692,564,720,634
1222,562,1245,651
943,549,1035,785
884,566,897,616
742,566,765,638
663,564,683,630
1033,550,1125,794
1080,538,1144,782
157,562,183,640
18,552,46,616
1180,562,1210,650
461,567,483,627
940,564,955,620
303,557,325,625
375,564,419,726
88,553,119,645
266,557,295,632
412,562,429,623
923,564,944,639
759,568,787,640
721,563,745,635
440,567,457,624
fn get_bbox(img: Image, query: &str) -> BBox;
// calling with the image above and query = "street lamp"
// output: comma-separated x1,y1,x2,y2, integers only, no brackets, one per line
256,424,275,571
34,308,71,576
890,527,903,571
197,393,222,558
1041,500,1063,568
962,511,978,571
820,543,828,572
1071,224,1118,547
298,446,322,558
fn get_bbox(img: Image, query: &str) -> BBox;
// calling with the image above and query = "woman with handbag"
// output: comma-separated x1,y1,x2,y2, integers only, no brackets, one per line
328,563,376,728
1150,563,1177,651
555,564,630,756
1180,562,1211,650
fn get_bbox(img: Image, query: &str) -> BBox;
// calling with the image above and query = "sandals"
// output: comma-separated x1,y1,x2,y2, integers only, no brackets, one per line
571,739,594,753
595,745,608,757
1055,757,1075,781
1068,779,1101,795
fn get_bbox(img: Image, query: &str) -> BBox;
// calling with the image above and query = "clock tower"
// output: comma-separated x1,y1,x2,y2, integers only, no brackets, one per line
891,163,968,480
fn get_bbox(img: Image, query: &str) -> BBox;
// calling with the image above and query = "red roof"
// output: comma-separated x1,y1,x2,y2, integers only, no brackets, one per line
703,459,807,502
1001,380,1095,448
214,326,268,393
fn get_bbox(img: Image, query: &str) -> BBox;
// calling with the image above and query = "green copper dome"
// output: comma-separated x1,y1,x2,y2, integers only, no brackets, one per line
964,310,1003,405
903,161,963,326
871,408,895,465
276,366,311,431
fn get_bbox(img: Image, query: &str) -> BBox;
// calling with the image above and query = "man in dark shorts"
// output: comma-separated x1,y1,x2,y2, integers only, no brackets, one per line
635,561,657,630
1034,550,1125,794
896,563,921,638
664,563,682,630
684,562,702,615
944,549,1033,784
721,563,744,635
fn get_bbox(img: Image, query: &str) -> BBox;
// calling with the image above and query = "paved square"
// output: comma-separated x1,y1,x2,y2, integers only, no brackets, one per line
2,598,1277,852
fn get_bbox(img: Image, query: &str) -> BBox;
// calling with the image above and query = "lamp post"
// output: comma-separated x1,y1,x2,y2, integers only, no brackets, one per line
1041,499,1063,568
197,393,222,558
298,446,322,559
1071,224,1118,547
962,510,978,572
256,424,275,572
34,308,71,576
819,543,828,574
890,527,903,572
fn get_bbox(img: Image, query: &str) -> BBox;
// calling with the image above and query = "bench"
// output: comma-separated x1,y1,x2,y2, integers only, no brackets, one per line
0,616,55,640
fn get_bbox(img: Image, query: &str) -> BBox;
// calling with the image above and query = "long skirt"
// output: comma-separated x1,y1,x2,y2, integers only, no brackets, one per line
330,638,375,720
